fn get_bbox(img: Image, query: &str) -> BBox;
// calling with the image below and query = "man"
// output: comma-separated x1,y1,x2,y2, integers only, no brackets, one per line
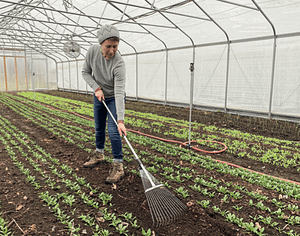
82,24,127,184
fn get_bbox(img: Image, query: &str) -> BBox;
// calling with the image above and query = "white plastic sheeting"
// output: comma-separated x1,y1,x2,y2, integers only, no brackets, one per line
1,0,300,120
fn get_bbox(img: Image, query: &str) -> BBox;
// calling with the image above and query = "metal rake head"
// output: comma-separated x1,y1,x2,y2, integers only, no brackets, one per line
145,185,187,227
139,168,187,227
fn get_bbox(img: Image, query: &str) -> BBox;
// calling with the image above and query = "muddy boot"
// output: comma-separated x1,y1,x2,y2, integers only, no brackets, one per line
83,151,105,168
105,162,124,184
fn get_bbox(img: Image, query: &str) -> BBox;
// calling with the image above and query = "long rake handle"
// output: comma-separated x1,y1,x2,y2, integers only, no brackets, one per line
102,101,157,187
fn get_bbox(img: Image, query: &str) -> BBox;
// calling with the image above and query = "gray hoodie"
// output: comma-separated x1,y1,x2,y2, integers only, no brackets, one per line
82,44,126,121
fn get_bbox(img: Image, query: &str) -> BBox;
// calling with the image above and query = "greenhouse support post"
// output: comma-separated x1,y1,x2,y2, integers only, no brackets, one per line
33,72,35,101
62,63,64,89
189,62,194,147
14,57,18,91
3,56,8,91
46,57,49,90
76,60,79,92
24,49,28,91
136,53,138,100
224,43,230,112
69,61,71,90
251,0,277,118
164,50,168,105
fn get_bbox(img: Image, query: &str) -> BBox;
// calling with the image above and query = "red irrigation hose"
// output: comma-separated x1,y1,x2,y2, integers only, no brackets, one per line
215,159,300,186
127,129,227,154
46,106,300,186
181,140,227,154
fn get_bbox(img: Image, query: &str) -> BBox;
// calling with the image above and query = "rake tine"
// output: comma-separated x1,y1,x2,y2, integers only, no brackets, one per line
140,163,188,227
146,189,164,226
146,186,187,227
158,188,186,222
152,192,170,227
141,170,187,222
139,161,173,226
146,188,168,226
153,188,175,225
141,170,187,227
154,189,178,224
144,192,157,225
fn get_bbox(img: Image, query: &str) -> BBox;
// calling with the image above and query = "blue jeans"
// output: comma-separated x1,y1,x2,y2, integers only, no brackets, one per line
93,95,123,161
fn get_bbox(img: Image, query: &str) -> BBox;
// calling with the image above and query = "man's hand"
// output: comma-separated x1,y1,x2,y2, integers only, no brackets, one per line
117,121,127,136
95,87,104,101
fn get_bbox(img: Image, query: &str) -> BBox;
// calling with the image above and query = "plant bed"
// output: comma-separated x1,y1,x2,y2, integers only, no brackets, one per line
0,90,300,236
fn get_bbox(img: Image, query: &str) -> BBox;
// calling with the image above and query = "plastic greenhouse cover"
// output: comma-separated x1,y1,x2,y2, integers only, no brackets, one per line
1,0,300,121
1,0,300,59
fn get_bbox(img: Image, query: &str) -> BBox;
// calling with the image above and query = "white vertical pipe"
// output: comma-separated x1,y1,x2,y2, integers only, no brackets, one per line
188,61,195,147
136,53,138,100
164,50,168,105
76,60,79,92
251,0,277,119
46,57,49,90
69,61,71,90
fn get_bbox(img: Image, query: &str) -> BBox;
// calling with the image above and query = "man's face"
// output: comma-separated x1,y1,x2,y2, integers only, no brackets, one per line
101,39,119,60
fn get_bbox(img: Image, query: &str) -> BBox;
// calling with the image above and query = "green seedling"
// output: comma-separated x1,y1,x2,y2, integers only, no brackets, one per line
197,200,210,208
232,205,243,211
66,219,81,235
93,225,112,236
141,228,152,236
99,192,113,205
78,214,95,226
115,222,129,235
0,217,12,236
175,187,189,198
62,194,76,206
212,206,220,213
221,194,229,203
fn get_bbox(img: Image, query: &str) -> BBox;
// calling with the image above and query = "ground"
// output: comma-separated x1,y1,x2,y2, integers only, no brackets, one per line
0,90,299,236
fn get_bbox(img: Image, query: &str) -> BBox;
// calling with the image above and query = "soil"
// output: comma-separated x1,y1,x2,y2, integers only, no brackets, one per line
0,90,300,236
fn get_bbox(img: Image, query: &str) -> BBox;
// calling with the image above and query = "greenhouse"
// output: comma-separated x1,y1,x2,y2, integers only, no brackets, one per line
1,0,300,121
1,1,300,236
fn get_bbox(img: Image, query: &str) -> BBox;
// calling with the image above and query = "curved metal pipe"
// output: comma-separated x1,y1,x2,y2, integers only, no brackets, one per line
192,0,231,114
251,0,277,119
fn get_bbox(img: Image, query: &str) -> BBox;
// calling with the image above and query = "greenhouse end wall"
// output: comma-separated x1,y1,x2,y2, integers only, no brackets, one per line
0,49,57,92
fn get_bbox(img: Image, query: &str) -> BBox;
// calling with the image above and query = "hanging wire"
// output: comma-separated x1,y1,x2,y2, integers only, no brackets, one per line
62,0,74,11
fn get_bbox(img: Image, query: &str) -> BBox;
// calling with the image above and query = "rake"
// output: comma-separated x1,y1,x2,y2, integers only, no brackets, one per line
103,101,187,227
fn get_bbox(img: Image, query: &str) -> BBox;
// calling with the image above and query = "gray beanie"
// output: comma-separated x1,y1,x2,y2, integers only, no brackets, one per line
97,25,120,45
